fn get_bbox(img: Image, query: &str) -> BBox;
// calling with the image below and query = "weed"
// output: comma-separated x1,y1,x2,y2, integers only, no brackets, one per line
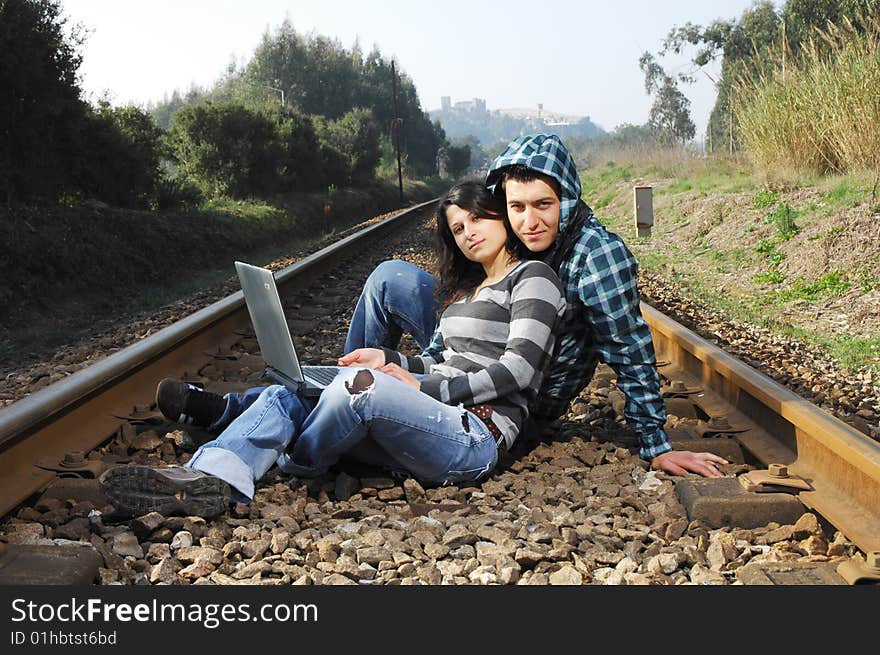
756,239,778,254
752,189,778,209
763,203,800,239
859,271,879,292
766,251,786,266
755,270,786,284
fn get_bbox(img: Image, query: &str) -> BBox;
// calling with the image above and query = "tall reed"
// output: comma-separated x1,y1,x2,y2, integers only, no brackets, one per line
733,13,880,175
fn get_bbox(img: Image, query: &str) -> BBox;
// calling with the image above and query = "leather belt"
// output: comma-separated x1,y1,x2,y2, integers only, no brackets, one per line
465,404,506,450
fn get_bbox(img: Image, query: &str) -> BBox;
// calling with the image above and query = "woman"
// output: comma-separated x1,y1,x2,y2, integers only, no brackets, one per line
100,181,566,517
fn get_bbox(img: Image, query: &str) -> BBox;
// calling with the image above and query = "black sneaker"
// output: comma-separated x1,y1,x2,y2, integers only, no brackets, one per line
156,378,226,427
99,465,231,518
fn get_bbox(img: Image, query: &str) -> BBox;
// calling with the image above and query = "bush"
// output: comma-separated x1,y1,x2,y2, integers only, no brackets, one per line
166,101,328,199
167,101,280,198
265,105,325,191
314,108,380,186
156,175,204,211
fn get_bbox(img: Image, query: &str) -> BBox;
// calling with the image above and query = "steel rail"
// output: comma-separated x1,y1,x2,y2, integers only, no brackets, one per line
2,197,878,558
0,199,437,517
643,302,880,554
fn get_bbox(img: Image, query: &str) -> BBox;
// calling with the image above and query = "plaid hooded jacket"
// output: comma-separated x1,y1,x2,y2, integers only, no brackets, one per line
484,134,671,459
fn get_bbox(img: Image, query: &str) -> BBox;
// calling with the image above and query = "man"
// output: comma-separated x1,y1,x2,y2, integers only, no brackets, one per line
344,133,725,477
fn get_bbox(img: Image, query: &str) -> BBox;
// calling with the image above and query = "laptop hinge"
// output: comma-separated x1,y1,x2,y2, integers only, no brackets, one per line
264,366,303,392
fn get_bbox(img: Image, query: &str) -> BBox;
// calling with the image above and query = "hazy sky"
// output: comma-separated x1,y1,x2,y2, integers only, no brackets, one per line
61,0,773,139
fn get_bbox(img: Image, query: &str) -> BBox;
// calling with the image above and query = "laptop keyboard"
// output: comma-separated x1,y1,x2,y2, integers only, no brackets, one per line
303,366,341,386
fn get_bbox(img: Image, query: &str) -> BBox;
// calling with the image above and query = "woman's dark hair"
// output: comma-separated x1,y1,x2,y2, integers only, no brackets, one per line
433,178,527,309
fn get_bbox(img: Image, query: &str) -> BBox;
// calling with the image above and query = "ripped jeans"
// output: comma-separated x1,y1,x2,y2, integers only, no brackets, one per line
186,368,499,503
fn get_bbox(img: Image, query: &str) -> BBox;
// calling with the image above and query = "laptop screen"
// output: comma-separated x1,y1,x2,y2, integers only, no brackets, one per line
234,261,305,384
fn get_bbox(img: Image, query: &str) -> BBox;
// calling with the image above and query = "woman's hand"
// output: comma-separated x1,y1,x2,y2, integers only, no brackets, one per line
379,363,420,390
337,348,385,369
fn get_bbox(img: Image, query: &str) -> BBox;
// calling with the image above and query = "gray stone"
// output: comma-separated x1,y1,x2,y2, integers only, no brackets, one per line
423,543,450,559
146,543,171,564
241,538,271,560
647,552,682,575
170,531,193,550
356,547,392,567
403,478,427,504
549,566,582,585
149,558,177,585
176,546,223,566
324,573,358,585
111,532,144,559
443,524,477,547
793,513,823,539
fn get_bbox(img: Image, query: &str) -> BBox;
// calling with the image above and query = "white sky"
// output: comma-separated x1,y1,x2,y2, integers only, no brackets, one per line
61,0,773,139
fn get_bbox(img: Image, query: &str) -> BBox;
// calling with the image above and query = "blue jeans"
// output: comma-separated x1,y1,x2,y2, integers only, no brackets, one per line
186,369,498,503
344,259,439,352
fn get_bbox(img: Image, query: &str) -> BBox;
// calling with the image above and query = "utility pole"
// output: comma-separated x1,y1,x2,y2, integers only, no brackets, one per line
728,87,733,156
391,60,403,204
782,19,787,83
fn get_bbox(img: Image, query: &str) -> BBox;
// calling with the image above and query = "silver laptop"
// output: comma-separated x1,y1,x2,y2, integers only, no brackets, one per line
234,261,341,397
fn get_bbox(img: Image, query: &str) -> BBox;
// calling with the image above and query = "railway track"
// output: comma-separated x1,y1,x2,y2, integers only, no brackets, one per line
1,199,878,586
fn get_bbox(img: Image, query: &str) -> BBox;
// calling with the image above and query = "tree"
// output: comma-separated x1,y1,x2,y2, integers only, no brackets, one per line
77,102,166,208
0,0,87,204
439,143,471,179
639,53,695,146
658,0,880,152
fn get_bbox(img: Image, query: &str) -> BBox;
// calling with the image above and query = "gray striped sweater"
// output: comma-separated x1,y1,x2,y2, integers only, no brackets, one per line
383,260,565,449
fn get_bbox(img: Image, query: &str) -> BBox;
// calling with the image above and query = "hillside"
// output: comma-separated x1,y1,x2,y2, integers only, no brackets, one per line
580,152,880,374
429,99,604,147
0,180,441,371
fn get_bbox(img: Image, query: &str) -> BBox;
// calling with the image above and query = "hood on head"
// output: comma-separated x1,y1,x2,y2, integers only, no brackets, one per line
486,133,581,232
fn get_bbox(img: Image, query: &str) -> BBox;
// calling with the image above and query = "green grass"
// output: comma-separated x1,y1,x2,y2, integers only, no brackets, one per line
776,271,851,302
581,163,636,197
755,270,786,284
201,198,286,223
592,191,616,210
653,171,752,197
822,180,865,209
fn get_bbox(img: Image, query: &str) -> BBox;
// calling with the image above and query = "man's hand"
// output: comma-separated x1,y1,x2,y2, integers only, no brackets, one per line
651,450,728,478
379,363,420,390
338,348,385,369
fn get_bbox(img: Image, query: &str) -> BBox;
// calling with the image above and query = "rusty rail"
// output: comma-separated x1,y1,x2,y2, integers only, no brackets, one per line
0,199,437,517
643,302,880,554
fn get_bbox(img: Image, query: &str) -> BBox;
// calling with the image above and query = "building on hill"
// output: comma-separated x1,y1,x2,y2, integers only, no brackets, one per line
430,97,605,146
452,98,487,113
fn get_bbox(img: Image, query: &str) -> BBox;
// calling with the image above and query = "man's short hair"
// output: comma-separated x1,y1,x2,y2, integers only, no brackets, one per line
499,164,562,200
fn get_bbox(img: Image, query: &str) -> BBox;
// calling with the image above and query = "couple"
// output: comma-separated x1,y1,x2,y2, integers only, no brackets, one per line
100,134,725,518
